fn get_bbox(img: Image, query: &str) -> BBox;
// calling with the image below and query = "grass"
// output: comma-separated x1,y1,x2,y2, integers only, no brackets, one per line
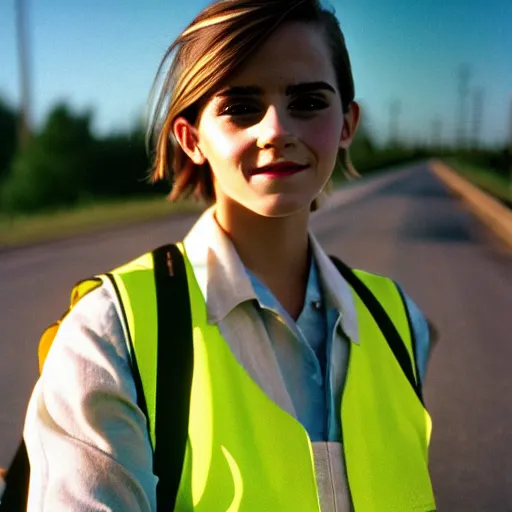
0,196,206,249
443,158,512,204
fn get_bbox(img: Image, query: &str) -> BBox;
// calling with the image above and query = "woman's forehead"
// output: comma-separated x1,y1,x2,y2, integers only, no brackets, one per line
220,22,337,93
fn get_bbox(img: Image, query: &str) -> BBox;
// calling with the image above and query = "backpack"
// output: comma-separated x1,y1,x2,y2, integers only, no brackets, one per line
0,244,422,511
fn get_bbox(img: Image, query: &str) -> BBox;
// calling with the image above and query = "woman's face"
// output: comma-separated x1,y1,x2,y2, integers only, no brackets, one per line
176,21,358,218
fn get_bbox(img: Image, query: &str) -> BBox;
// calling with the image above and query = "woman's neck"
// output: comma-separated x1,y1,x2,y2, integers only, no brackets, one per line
214,201,311,319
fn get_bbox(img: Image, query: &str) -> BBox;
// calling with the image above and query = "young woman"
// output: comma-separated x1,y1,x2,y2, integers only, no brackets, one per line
23,0,436,510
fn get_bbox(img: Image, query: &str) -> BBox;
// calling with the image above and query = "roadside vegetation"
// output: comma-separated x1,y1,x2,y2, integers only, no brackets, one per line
0,197,204,248
443,152,511,205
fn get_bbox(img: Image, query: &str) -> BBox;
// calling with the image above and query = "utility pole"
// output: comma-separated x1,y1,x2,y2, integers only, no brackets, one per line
509,94,512,150
15,0,32,147
457,64,470,150
471,88,484,151
431,118,442,151
508,94,512,193
388,99,401,148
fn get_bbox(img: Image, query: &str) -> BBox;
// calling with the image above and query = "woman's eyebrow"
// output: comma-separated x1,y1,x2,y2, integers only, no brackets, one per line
217,85,262,97
216,81,336,97
286,82,336,95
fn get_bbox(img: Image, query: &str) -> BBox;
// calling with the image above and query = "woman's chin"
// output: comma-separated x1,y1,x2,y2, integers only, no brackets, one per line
249,194,313,219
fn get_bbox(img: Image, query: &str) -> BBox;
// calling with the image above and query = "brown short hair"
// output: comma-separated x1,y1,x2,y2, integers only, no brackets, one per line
146,0,356,203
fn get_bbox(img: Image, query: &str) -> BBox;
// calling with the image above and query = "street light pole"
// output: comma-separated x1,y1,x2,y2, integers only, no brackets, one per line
457,65,470,150
15,0,32,147
509,94,512,194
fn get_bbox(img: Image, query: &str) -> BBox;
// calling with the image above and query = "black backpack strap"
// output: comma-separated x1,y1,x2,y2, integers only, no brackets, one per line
0,440,30,510
395,284,423,396
329,255,424,405
152,244,194,511
107,244,193,511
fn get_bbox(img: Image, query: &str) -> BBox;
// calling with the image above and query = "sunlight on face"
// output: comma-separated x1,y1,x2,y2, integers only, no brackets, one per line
197,22,346,218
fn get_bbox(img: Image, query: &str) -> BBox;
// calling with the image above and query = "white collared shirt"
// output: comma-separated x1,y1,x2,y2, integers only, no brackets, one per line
23,207,428,511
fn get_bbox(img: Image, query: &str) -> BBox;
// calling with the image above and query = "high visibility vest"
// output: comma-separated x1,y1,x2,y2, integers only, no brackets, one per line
40,243,436,511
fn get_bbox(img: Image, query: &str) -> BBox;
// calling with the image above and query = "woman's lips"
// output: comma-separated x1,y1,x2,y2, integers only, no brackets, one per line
251,162,309,178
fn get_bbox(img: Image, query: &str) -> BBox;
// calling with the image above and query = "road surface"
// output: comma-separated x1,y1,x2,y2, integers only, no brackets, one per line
1,161,511,510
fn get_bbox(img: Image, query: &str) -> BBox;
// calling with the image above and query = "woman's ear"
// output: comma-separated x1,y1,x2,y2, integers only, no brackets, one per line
172,117,206,165
339,101,361,149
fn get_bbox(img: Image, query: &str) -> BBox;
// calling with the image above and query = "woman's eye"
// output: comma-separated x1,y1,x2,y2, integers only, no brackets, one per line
220,103,259,116
290,96,329,112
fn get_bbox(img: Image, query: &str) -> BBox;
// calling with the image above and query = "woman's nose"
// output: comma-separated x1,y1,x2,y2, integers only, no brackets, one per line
256,106,296,150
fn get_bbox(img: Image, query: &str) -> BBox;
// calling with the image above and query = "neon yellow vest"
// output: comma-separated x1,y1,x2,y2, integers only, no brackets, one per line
47,243,435,511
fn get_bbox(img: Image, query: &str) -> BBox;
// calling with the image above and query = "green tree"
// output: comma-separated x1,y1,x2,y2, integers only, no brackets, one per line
1,103,94,212
89,128,154,198
0,98,18,182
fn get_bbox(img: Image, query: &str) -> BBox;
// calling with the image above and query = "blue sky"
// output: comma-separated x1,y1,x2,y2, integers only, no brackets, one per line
1,0,511,147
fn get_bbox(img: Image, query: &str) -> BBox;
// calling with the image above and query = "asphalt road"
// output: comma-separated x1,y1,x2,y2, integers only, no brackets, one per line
1,161,511,510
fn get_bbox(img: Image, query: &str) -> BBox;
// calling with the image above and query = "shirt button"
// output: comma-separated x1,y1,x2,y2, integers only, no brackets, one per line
311,300,322,311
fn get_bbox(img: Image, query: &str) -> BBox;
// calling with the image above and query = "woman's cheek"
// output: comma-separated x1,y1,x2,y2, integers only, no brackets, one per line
305,116,343,156
207,123,238,154
218,133,254,167
200,117,243,162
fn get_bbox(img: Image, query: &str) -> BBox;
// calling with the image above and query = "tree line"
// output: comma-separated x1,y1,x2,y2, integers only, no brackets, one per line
0,99,169,214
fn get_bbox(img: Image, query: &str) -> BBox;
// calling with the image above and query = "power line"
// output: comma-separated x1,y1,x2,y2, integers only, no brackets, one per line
431,118,442,149
456,64,470,149
471,88,484,150
509,94,512,150
388,99,401,147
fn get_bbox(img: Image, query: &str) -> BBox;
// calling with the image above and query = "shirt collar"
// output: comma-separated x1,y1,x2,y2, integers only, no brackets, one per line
183,206,360,344
183,206,257,324
309,234,360,344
